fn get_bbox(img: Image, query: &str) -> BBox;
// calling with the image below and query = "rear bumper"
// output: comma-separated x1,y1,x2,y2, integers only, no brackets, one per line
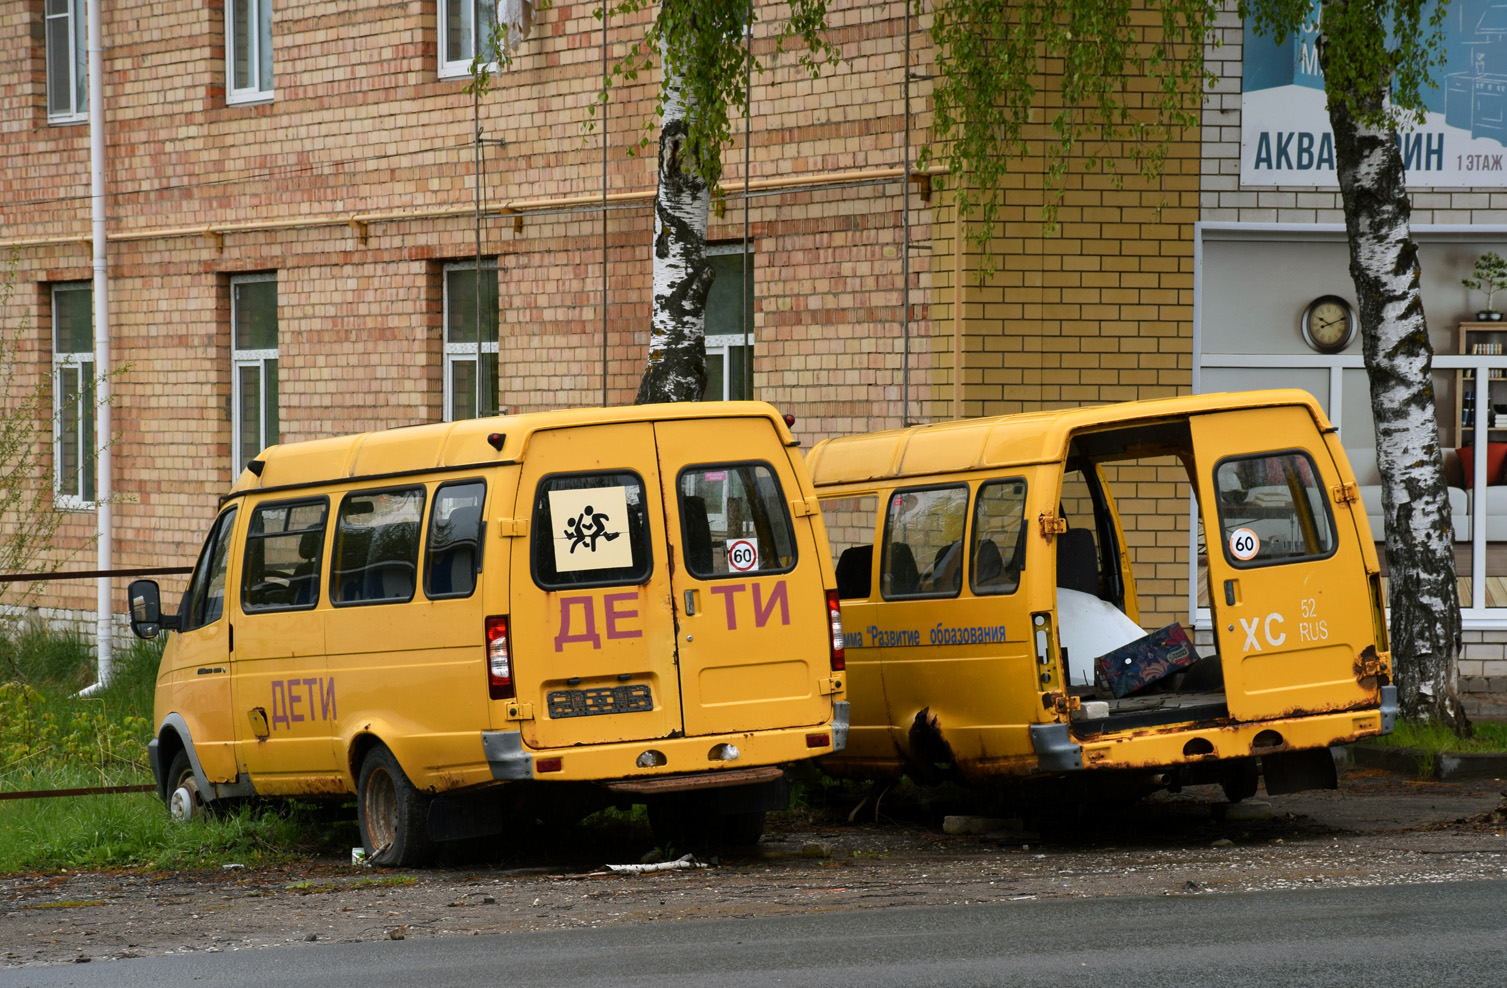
482,720,839,784
1070,703,1389,772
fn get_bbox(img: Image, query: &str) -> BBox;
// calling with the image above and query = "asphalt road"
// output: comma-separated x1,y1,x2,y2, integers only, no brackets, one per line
4,878,1503,988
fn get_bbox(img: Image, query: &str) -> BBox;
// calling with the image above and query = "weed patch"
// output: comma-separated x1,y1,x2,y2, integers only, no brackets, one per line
1376,719,1507,754
1,628,345,874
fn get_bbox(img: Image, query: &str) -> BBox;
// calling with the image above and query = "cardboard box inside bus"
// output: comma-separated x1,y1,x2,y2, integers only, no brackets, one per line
128,402,848,864
805,390,1395,800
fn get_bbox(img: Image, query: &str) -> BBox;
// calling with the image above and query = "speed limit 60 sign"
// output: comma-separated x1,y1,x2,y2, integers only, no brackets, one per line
727,538,760,572
1228,527,1260,561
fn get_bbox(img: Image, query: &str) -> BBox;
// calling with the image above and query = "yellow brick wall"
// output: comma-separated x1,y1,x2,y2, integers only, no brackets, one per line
922,7,1203,628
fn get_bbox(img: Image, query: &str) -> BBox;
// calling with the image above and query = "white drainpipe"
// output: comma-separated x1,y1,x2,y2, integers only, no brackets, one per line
89,0,113,689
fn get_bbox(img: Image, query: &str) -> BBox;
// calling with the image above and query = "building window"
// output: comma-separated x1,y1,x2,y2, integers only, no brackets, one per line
439,0,499,78
443,259,498,420
226,0,273,103
232,274,279,470
45,0,88,122
705,245,754,401
52,282,94,506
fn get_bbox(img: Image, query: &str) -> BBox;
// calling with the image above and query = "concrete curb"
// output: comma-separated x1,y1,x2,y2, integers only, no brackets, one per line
1346,743,1507,781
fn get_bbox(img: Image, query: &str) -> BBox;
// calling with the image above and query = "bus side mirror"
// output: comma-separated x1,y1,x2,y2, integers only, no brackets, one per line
128,579,177,639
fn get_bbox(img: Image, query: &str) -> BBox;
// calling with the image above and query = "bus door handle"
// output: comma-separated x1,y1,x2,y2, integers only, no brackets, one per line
684,589,697,616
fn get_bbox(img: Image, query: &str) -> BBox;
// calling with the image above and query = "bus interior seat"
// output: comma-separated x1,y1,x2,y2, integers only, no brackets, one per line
682,495,715,574
1056,528,1100,598
886,542,921,595
835,544,874,599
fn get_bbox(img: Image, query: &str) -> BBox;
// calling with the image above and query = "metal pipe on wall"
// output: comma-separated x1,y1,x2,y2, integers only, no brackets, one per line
87,0,113,689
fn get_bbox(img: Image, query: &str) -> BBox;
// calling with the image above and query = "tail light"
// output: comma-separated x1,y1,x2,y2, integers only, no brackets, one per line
486,615,514,700
827,589,845,671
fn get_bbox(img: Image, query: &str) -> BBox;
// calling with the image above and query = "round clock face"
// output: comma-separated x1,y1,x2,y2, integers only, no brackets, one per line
1301,295,1357,353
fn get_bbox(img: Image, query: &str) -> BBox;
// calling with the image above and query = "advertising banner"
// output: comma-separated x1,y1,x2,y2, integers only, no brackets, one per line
1242,1,1507,186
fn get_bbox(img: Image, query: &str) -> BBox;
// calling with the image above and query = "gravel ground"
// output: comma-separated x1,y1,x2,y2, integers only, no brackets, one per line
3,769,1505,969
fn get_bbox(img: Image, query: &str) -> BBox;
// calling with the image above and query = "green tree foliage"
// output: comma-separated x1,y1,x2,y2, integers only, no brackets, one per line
926,0,1215,257
605,0,839,188
1241,0,1446,127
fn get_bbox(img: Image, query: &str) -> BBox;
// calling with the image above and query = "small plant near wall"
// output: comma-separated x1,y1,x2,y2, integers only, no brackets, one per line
1463,250,1507,321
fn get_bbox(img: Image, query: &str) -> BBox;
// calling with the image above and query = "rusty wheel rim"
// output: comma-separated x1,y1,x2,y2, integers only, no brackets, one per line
364,765,398,852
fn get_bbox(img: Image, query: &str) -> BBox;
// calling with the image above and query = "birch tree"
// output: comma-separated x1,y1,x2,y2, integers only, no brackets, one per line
611,0,838,404
1242,0,1469,733
635,17,715,404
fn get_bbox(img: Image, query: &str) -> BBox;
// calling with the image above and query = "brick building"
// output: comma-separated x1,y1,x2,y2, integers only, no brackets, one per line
1,0,1197,622
17,1,1501,713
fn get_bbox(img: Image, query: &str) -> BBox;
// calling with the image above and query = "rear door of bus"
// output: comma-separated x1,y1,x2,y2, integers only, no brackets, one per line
509,422,685,749
654,417,833,736
1191,406,1378,721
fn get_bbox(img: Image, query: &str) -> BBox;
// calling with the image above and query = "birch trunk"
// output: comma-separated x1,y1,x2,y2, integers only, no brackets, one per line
1326,61,1471,731
635,52,714,405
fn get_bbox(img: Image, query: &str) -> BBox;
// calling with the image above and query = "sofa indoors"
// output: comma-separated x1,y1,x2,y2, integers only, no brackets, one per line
1347,445,1475,541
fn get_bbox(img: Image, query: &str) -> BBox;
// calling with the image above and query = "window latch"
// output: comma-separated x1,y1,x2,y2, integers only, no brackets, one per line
495,518,528,538
789,497,819,518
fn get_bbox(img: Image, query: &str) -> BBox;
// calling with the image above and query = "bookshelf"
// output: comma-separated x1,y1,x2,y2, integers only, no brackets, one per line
1457,321,1507,448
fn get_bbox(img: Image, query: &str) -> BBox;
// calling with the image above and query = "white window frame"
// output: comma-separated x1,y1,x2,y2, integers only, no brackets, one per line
439,0,500,79
45,0,88,123
443,259,499,421
705,243,756,401
52,282,95,508
226,0,274,104
231,273,279,470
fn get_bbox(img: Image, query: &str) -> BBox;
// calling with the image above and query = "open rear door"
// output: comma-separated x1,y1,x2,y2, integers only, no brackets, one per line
1191,406,1378,723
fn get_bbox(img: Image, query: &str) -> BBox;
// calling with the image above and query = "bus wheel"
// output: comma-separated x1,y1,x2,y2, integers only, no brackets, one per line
648,793,713,851
719,809,766,847
165,751,206,822
358,744,433,867
1220,757,1260,803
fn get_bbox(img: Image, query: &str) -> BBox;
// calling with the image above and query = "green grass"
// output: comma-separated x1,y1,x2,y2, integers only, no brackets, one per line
1376,718,1507,753
0,626,349,875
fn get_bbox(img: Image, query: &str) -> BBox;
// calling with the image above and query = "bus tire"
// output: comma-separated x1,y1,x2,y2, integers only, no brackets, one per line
719,809,766,847
165,750,207,822
358,744,433,867
1220,757,1260,803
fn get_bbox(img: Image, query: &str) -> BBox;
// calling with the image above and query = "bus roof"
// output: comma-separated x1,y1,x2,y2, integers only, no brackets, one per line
803,390,1331,487
226,401,794,497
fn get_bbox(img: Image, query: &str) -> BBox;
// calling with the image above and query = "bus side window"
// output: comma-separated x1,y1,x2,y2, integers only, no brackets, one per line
425,480,486,599
181,508,238,631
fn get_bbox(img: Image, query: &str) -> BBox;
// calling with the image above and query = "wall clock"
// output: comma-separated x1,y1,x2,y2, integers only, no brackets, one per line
1300,295,1357,354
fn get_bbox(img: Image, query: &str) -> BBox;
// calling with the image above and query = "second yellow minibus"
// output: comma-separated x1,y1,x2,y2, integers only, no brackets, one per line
807,390,1393,800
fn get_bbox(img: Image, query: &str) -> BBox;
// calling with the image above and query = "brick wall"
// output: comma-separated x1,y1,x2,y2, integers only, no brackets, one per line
1,0,940,619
